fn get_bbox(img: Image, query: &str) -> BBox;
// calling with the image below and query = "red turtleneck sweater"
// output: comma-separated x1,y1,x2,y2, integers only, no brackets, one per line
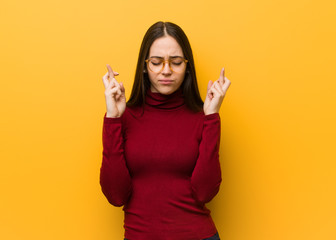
100,89,222,240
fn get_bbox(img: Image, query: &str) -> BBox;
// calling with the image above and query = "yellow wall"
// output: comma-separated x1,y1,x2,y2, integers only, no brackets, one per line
1,0,335,239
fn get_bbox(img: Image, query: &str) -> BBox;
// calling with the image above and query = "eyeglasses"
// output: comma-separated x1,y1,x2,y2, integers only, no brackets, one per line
145,57,188,73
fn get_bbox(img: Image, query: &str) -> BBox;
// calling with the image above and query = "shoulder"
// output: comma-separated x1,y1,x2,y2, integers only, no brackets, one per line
186,111,221,128
102,106,142,126
121,105,145,124
183,107,211,121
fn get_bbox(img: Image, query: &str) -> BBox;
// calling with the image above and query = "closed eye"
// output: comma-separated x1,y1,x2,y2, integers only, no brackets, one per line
151,61,162,66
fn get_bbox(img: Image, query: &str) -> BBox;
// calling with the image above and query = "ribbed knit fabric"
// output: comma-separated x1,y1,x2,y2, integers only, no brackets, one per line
100,88,222,240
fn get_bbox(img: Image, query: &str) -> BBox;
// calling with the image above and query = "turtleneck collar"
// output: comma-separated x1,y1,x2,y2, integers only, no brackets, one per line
145,88,185,110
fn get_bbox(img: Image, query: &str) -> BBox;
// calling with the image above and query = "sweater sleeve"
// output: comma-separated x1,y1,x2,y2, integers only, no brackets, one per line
190,113,222,204
99,113,132,207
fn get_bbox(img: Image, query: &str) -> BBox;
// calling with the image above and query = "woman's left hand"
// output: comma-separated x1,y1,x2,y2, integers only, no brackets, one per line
203,67,231,115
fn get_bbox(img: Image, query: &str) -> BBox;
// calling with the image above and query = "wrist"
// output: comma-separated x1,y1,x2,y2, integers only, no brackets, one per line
204,108,219,115
106,112,121,118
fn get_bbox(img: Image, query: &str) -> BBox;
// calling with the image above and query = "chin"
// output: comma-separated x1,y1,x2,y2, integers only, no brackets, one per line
157,87,179,95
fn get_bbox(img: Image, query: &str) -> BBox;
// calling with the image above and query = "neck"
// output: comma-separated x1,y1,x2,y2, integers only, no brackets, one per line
145,88,185,110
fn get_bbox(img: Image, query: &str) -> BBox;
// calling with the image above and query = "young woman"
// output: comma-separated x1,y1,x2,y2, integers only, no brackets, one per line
100,21,231,240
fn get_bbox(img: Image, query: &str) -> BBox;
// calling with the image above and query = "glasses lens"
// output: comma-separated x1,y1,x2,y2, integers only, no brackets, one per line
148,58,163,73
170,57,185,73
147,57,187,73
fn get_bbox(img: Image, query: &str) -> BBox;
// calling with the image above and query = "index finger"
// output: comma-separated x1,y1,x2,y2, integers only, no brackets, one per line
219,67,225,85
106,64,115,79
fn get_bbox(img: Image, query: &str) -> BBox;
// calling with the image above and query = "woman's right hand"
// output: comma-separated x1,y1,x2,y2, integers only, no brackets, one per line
102,64,126,118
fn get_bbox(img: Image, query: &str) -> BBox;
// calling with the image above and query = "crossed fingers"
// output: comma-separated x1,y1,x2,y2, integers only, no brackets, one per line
102,64,124,98
214,67,231,93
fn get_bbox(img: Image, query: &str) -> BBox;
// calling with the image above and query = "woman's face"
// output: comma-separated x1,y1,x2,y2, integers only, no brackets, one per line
146,35,186,95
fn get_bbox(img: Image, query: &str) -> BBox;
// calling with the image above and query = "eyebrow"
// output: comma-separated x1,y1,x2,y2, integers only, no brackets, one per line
149,56,183,59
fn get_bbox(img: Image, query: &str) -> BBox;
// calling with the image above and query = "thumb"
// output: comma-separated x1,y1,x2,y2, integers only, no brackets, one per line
207,80,213,92
120,82,125,94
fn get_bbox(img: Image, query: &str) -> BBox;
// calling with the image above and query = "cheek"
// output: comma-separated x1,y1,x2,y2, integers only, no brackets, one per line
147,72,157,84
177,72,186,83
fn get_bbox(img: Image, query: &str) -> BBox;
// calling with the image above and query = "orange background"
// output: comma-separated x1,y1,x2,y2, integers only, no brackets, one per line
1,0,335,239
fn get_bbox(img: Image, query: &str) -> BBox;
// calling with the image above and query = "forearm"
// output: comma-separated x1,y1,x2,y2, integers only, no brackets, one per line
190,113,222,204
100,114,132,206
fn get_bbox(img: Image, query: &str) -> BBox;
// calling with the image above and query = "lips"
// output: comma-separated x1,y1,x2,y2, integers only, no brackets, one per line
159,79,173,84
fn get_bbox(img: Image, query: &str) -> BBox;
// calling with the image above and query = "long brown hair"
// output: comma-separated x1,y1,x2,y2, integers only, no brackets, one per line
127,21,203,112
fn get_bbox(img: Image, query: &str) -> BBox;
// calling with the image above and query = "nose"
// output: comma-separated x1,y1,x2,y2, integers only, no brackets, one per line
161,61,172,74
